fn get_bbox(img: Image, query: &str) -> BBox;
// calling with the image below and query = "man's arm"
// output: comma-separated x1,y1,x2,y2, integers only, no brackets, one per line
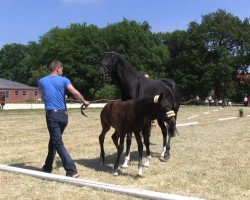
66,85,90,106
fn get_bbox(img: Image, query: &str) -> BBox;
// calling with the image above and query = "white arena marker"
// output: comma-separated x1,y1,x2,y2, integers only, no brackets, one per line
177,122,199,127
203,112,209,115
187,115,199,119
247,115,250,117
0,164,203,200
218,117,238,121
213,109,218,112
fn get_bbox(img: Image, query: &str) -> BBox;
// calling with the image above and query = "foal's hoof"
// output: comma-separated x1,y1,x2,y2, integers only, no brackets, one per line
113,171,119,176
100,160,106,167
143,162,150,168
121,162,129,168
136,174,144,178
164,154,170,160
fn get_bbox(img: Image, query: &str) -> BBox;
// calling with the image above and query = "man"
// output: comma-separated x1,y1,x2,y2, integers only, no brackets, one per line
38,60,90,178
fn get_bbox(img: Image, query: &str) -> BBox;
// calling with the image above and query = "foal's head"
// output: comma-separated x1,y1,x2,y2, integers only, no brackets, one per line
98,50,118,79
155,93,176,126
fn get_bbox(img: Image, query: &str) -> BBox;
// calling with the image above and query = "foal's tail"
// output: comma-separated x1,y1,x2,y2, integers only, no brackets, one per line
169,125,179,137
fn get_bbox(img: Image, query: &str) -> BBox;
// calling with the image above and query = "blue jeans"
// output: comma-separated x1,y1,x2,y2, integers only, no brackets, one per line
43,110,77,176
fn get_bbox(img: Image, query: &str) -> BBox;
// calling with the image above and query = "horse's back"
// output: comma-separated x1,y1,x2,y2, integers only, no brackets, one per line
159,78,182,105
101,100,136,131
139,78,178,100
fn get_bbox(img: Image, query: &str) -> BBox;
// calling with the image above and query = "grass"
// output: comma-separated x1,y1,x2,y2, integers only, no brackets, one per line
0,106,249,200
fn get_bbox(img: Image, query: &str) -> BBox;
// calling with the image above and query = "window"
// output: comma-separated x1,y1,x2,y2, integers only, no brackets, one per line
4,91,9,98
34,91,38,96
15,91,19,95
23,91,27,95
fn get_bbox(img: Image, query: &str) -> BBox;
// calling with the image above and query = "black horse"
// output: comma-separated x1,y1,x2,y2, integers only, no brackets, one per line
98,50,181,166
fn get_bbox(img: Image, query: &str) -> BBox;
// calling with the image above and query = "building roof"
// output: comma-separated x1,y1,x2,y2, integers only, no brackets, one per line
0,78,38,90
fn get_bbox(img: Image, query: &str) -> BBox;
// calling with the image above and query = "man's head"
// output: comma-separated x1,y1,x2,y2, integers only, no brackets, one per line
49,60,63,75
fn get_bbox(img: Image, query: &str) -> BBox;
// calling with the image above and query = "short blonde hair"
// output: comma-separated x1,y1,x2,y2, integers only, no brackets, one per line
49,60,63,72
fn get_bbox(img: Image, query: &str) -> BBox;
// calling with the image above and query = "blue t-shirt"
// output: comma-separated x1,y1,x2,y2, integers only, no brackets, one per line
38,75,71,111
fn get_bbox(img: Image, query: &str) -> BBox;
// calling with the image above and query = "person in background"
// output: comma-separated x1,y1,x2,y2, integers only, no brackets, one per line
195,95,200,106
243,95,248,106
0,92,5,110
38,60,90,178
144,73,150,78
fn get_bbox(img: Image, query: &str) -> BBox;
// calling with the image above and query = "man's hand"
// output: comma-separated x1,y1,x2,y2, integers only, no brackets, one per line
82,100,90,107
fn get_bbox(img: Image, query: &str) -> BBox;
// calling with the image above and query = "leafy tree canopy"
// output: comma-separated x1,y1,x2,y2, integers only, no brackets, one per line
0,10,249,101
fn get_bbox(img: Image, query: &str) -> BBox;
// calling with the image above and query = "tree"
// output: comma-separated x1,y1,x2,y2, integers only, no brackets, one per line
196,10,250,100
1,11,249,101
0,43,28,83
36,23,105,99
102,19,169,78
163,10,250,100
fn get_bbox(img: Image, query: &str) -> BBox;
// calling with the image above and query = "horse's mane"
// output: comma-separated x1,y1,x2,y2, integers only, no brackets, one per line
116,53,142,78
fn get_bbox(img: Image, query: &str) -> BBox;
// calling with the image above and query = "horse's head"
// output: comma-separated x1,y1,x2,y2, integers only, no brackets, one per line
98,51,118,80
155,93,176,126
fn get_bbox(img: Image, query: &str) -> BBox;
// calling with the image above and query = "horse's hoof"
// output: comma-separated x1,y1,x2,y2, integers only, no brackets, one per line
159,156,168,162
164,154,170,160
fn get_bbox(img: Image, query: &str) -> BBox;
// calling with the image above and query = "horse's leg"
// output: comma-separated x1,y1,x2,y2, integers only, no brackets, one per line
99,125,110,165
121,132,132,168
113,133,125,176
142,121,151,167
157,119,171,160
164,126,171,160
134,131,144,177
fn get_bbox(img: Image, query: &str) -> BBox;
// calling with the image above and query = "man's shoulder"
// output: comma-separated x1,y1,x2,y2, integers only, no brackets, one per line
39,75,69,81
39,75,50,83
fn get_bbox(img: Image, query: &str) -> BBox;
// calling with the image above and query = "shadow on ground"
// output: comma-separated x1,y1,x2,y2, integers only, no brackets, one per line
6,151,163,178
74,150,162,176
9,162,41,172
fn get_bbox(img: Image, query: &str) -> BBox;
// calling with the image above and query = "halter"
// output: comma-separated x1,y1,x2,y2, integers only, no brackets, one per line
100,51,118,77
104,51,118,56
166,110,176,118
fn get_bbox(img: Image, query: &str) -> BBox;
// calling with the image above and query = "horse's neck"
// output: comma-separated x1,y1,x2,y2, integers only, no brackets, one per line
116,58,141,97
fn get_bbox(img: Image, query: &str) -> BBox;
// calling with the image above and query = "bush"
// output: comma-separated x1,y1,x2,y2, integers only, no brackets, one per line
93,84,119,100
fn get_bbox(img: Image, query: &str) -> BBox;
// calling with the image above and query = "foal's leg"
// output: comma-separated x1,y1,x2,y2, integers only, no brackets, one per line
142,121,151,167
157,119,171,160
113,134,125,176
111,131,119,150
134,131,144,177
99,125,110,164
121,132,132,168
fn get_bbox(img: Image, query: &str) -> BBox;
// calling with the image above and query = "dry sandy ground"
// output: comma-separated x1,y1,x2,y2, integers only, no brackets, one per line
0,106,249,200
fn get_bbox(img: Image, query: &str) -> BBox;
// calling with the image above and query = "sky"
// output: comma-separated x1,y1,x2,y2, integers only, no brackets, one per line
0,0,249,48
